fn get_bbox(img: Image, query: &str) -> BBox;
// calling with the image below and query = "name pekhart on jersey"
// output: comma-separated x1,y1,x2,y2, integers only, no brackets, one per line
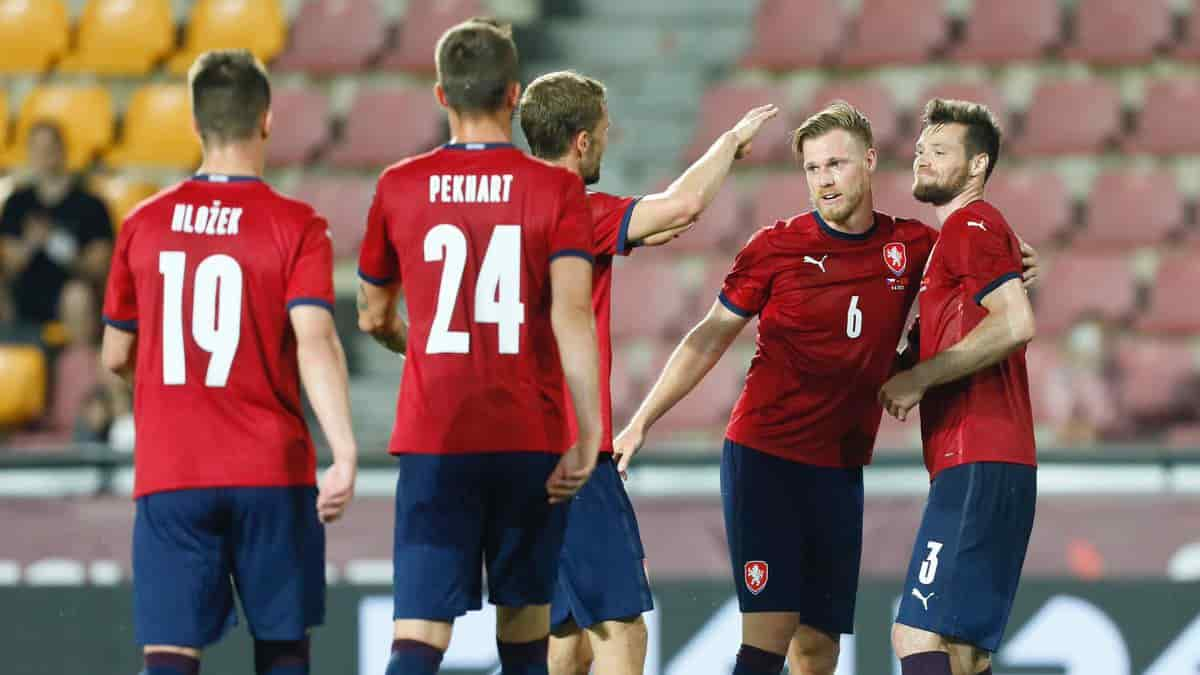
918,199,1037,478
719,210,937,468
102,175,336,498
358,143,594,456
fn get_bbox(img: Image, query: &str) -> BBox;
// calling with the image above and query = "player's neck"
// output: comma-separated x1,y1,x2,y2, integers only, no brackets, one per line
549,152,580,178
935,184,985,225
197,144,263,179
447,109,513,145
823,204,875,235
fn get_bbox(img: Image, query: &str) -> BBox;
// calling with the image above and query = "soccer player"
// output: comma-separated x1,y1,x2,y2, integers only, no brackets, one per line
355,21,603,675
880,99,1037,675
613,101,1039,675
517,70,778,675
100,50,358,675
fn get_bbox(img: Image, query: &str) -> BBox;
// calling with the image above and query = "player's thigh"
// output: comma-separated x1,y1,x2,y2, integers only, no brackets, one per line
134,489,236,648
229,486,326,640
483,452,567,609
895,462,1036,653
587,616,648,675
553,456,652,632
549,620,593,675
394,453,488,621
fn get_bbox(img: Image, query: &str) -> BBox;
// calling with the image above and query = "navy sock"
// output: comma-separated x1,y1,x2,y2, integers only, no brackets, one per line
386,639,443,675
496,637,548,675
900,651,953,675
144,652,200,675
733,644,785,675
254,638,309,675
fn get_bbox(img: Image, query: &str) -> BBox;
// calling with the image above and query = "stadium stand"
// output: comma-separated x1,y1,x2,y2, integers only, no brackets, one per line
0,0,70,74
0,346,47,430
265,87,331,167
166,0,287,75
58,0,174,76
684,82,792,164
953,0,1061,64
380,0,486,74
327,86,446,168
275,0,388,74
1140,254,1200,335
984,170,1074,247
1082,170,1184,249
1064,0,1173,66
805,79,901,156
1126,78,1200,155
739,0,845,70
104,84,201,169
88,174,160,228
290,175,375,259
841,0,949,67
0,85,115,172
1035,252,1138,336
1013,78,1122,156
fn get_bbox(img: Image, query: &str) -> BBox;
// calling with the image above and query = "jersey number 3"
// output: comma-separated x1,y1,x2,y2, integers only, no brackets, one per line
159,251,242,387
424,224,525,355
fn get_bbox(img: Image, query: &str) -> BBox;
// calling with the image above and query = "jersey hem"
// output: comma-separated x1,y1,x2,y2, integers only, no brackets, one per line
973,271,1021,305
718,292,754,318
615,197,643,255
927,457,1039,481
286,297,335,313
133,478,317,500
724,434,871,468
102,315,138,332
389,447,567,456
357,268,394,286
549,248,596,264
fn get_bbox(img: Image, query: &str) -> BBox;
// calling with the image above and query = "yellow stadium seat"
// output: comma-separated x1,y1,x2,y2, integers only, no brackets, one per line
167,0,285,75
89,175,160,229
59,0,174,76
0,85,115,171
0,0,69,73
0,345,47,429
0,89,9,152
105,84,201,170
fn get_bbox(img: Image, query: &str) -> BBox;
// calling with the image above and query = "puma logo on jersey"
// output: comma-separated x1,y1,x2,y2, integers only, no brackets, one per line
967,221,988,231
171,202,242,236
911,588,935,611
803,255,828,273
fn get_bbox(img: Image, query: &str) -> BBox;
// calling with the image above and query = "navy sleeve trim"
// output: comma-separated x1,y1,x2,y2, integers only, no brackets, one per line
287,298,335,314
102,316,138,332
357,268,394,286
549,249,595,264
718,292,754,318
974,271,1022,306
615,197,643,255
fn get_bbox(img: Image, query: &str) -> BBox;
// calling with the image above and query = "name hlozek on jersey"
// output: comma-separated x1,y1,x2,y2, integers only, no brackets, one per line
171,201,242,236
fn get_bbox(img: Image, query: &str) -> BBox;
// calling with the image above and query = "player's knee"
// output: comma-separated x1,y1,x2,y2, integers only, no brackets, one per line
253,637,310,675
971,651,992,674
547,641,591,675
788,630,839,675
891,623,941,658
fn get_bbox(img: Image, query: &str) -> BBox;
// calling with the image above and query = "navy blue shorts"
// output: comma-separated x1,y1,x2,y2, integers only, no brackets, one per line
133,486,325,648
895,462,1037,652
393,452,567,621
721,439,863,635
551,455,653,630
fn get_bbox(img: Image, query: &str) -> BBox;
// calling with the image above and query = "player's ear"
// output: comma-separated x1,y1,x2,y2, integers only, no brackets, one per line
433,82,449,109
575,128,591,157
505,81,522,111
970,152,989,179
261,109,273,141
864,146,878,172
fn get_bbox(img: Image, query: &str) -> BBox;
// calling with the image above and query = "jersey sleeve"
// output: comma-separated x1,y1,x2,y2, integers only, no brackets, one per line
101,220,138,332
547,174,595,264
588,191,640,257
286,215,336,314
358,181,399,286
718,228,773,317
942,214,1022,305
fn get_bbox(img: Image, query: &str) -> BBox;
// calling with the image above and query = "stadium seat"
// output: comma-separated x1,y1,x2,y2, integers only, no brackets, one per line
105,84,201,170
88,175,159,229
653,340,750,436
841,0,949,67
275,0,387,74
872,170,936,225
1080,170,1183,249
911,81,1011,140
45,345,99,437
0,345,47,430
1139,253,1200,335
0,0,69,73
58,0,173,76
749,173,809,231
1012,79,1121,156
610,255,691,340
1023,341,1061,425
954,0,1061,64
0,89,8,152
380,0,485,74
1034,252,1136,336
1064,0,1172,65
266,88,330,167
1177,0,1200,59
292,176,375,259
739,0,845,70
1116,339,1198,421
327,86,445,168
985,170,1073,247
805,79,900,155
167,0,286,75
685,83,792,165
1126,79,1200,155
0,86,115,171
647,177,747,254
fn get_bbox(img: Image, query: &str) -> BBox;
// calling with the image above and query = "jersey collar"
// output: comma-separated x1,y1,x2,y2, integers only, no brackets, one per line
813,209,877,241
191,173,263,183
443,142,516,151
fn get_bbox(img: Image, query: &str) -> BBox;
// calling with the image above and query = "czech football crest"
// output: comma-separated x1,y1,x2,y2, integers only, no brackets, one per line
884,242,907,277
744,560,768,595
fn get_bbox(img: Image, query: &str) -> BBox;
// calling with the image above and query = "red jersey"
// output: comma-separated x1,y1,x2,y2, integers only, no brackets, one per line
563,190,639,453
918,200,1036,477
357,143,594,456
102,175,335,498
720,211,937,467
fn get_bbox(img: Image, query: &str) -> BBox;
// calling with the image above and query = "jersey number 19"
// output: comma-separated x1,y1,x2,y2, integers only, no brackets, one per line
159,251,242,387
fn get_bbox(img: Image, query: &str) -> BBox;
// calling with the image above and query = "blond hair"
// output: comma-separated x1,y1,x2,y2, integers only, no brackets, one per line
791,100,873,160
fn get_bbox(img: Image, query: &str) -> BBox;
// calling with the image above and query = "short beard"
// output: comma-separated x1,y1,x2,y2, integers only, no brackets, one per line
913,170,969,206
584,168,600,186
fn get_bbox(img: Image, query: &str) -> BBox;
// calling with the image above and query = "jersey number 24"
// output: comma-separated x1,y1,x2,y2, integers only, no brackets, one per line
424,224,525,355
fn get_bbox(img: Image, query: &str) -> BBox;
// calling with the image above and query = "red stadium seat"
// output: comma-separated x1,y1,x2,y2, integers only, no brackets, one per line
805,80,900,155
1116,339,1197,421
1034,252,1136,336
380,0,484,74
292,176,375,259
985,170,1073,247
685,83,792,165
955,0,1061,64
841,0,949,67
275,0,387,74
1023,341,1062,425
1139,253,1200,335
739,0,846,70
266,88,331,167
653,342,750,436
748,173,809,231
1012,79,1121,156
1126,79,1200,155
1080,170,1183,249
1177,0,1200,59
872,170,936,225
1065,0,1172,65
327,86,445,168
911,81,1011,140
610,254,691,340
648,178,748,254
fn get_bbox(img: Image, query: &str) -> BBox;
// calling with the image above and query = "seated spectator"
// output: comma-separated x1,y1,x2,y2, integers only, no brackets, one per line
1043,318,1126,445
0,121,113,327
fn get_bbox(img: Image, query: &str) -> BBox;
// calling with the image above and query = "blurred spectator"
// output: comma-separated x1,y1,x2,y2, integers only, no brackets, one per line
0,121,112,326
1043,318,1126,445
